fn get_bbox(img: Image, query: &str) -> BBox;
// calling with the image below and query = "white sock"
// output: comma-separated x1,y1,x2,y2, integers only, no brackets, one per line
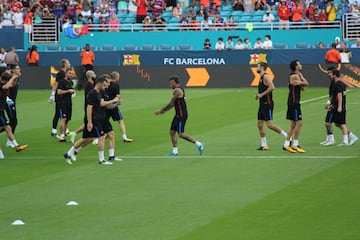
172,147,178,154
122,134,127,140
293,139,299,146
343,135,348,144
349,132,356,139
66,128,70,133
261,137,267,147
280,130,287,138
195,141,202,147
6,138,11,145
52,128,57,134
11,140,19,147
328,134,335,142
75,146,81,154
98,151,105,161
0,150,4,159
109,148,115,157
284,140,290,147
67,146,75,156
60,134,65,138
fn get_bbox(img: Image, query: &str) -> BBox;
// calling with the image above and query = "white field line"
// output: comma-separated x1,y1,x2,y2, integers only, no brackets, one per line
300,89,353,104
119,155,354,159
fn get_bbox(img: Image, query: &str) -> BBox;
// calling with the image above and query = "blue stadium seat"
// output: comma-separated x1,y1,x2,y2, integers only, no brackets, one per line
177,44,193,50
253,10,265,17
89,45,98,51
100,44,116,51
141,44,156,50
252,15,263,22
222,5,233,11
159,44,174,50
231,11,243,17
124,17,136,24
273,43,288,49
294,42,311,49
122,44,137,51
239,16,252,22
63,45,80,51
45,44,61,51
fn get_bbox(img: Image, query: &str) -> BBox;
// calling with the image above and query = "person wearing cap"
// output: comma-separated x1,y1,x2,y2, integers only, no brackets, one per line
335,36,341,48
26,45,40,66
326,0,338,21
263,10,275,22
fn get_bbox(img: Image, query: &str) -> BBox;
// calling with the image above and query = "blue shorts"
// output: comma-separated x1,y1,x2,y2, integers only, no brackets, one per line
171,116,187,133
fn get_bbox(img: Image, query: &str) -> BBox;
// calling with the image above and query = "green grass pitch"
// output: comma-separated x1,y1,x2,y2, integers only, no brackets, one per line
0,87,359,239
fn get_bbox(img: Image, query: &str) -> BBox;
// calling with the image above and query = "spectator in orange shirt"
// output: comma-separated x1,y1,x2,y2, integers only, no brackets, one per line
26,45,40,66
79,43,95,89
325,43,341,63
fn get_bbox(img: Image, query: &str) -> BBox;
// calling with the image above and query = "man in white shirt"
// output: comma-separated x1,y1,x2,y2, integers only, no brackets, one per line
253,37,263,49
262,34,273,49
350,38,360,48
0,48,7,70
215,37,225,51
263,10,275,22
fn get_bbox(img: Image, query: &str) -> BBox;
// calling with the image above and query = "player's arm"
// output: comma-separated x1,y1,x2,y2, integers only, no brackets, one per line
337,92,342,112
155,88,180,115
86,104,93,131
57,87,75,95
100,97,120,108
290,74,309,87
255,75,274,100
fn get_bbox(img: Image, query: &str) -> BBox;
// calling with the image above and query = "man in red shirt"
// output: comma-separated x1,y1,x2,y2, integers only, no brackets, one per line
278,0,290,29
136,0,149,23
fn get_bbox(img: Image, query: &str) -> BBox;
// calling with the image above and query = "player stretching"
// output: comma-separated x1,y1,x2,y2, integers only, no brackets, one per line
329,69,358,146
255,62,287,150
155,75,203,156
283,60,309,153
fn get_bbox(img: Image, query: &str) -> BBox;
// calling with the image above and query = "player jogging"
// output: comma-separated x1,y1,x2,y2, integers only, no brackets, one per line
255,62,287,150
155,75,203,156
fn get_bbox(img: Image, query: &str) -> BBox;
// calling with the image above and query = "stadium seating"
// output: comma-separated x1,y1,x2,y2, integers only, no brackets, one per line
159,44,174,50
100,44,116,51
45,44,61,51
122,44,137,51
141,44,156,50
294,42,311,49
177,44,193,50
273,43,288,49
63,44,80,51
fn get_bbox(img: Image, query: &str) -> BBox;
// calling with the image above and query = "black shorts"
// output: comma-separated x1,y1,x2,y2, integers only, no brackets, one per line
82,118,113,138
286,104,302,121
58,102,72,121
107,107,123,121
171,116,187,133
0,111,9,127
325,111,334,123
258,104,274,121
333,110,346,125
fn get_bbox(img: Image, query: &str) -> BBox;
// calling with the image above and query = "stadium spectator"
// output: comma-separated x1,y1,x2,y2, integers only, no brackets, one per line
189,16,200,30
12,7,24,28
136,0,148,23
179,15,190,31
9,0,23,12
285,0,295,13
339,42,352,63
1,5,14,27
243,38,252,49
263,10,275,22
278,0,290,29
350,38,360,48
201,15,212,30
350,1,359,14
262,34,273,49
26,45,40,66
81,0,92,18
118,0,129,13
4,47,19,69
212,0,223,7
93,7,101,21
232,0,245,11
153,14,167,31
337,0,351,20
306,2,316,21
172,2,183,19
266,0,277,11
151,0,166,16
41,0,54,9
212,13,225,30
87,17,94,31
178,0,189,7
208,3,220,16
316,41,326,48
108,13,120,31
66,0,78,19
166,0,177,9
23,9,33,33
292,0,305,23
100,6,110,19
76,13,86,24
225,36,235,50
193,0,210,9
253,37,263,49
326,0,338,21
22,0,31,9
215,37,225,51
243,0,254,12
234,39,245,49
203,38,211,49
196,4,208,17
254,0,265,11
226,15,238,29
186,5,197,19
142,15,153,31
128,0,138,14
325,43,341,63
0,48,7,70
314,0,326,10
335,36,341,48
98,16,107,31
52,0,65,20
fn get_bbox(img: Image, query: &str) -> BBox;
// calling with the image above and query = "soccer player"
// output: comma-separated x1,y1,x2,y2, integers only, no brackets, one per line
106,71,133,143
255,62,287,150
64,76,121,165
155,75,203,156
50,59,71,137
57,69,75,142
329,69,358,146
0,71,28,155
320,67,358,146
283,60,309,153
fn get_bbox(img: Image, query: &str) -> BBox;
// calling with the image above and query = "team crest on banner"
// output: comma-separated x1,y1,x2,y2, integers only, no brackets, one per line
123,54,140,66
249,54,267,65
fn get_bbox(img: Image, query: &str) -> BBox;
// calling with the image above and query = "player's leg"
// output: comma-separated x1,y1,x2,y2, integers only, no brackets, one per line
51,102,60,137
336,123,349,146
115,110,132,142
177,118,203,155
257,120,269,150
347,127,358,145
283,121,296,153
71,124,85,144
97,134,112,164
321,111,335,145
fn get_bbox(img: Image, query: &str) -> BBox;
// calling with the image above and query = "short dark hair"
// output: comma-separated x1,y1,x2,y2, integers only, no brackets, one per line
259,62,267,70
332,69,341,77
1,71,12,81
331,43,337,48
289,60,299,71
169,75,180,84
96,75,108,84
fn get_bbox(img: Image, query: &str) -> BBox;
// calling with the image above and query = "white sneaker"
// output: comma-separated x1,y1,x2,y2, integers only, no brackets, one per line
64,153,72,165
6,142,15,148
70,153,77,161
109,156,123,161
337,142,348,147
320,139,328,145
92,138,99,145
323,141,335,146
349,136,358,145
99,160,113,165
70,132,76,144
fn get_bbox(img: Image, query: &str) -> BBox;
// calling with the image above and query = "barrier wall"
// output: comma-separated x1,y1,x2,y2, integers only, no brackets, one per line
18,63,360,89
